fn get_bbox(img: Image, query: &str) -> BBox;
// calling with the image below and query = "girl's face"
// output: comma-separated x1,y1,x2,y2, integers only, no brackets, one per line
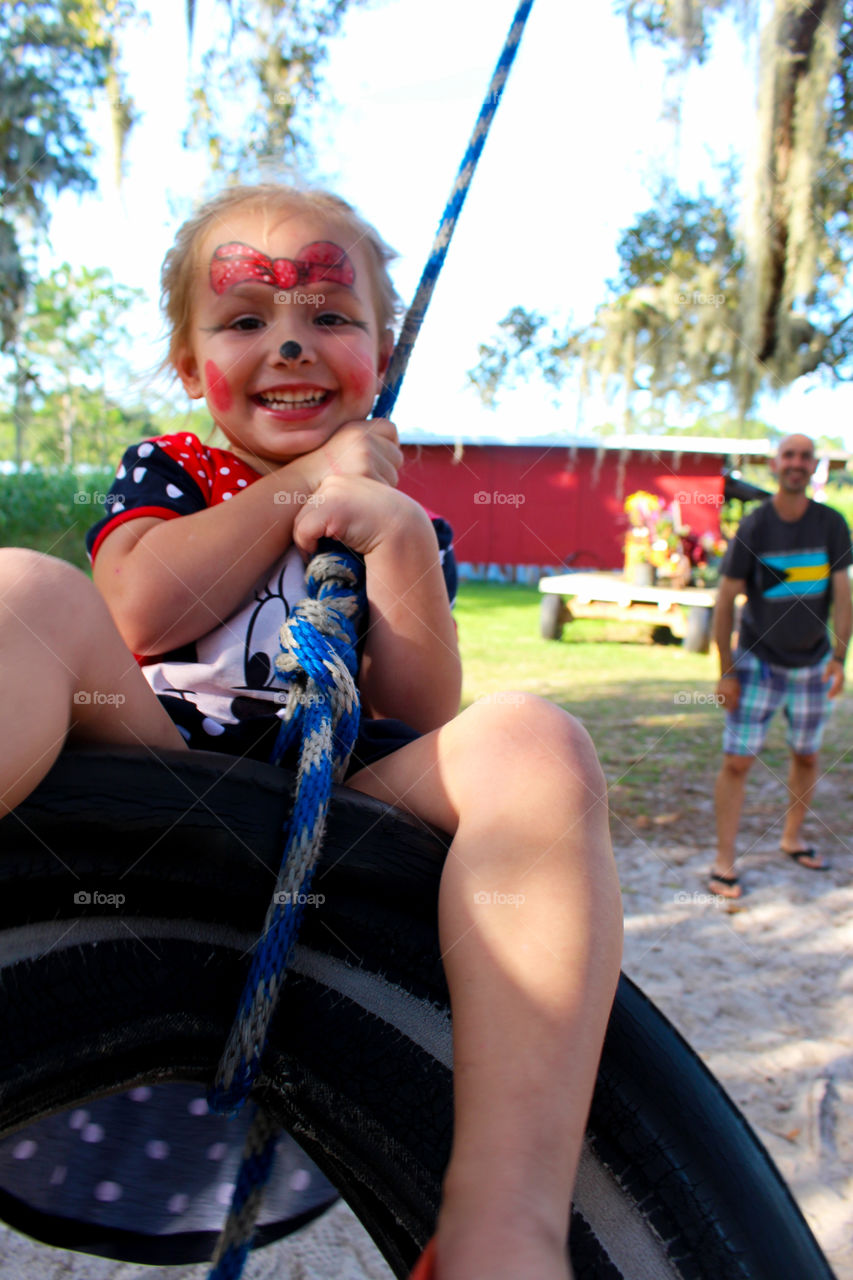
174,209,392,472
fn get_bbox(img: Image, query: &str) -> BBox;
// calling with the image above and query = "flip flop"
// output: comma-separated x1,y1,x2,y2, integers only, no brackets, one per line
708,871,742,899
783,847,830,871
410,1237,437,1280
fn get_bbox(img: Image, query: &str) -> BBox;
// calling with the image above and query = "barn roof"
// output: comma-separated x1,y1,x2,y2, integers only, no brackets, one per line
398,430,850,466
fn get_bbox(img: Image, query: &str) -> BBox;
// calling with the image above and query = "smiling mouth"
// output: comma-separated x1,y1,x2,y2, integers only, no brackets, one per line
254,388,330,409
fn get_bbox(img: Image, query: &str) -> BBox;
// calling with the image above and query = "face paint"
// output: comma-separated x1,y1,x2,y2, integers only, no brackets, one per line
279,341,302,360
205,360,232,413
210,240,355,295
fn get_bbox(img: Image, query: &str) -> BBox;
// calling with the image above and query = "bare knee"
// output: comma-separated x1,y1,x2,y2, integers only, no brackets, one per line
720,752,754,779
0,550,101,645
460,693,606,803
0,548,89,601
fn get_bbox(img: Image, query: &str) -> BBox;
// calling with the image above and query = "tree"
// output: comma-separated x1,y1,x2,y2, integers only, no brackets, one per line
0,0,366,352
0,1,124,349
11,263,144,467
185,0,368,176
471,0,853,424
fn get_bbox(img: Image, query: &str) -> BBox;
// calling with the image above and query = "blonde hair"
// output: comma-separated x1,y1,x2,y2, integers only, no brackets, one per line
160,184,401,369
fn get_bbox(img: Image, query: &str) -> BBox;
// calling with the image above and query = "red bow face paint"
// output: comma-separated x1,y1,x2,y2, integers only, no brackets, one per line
205,360,232,413
210,241,355,295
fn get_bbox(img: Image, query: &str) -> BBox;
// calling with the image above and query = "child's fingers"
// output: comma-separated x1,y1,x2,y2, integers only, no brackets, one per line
292,497,330,558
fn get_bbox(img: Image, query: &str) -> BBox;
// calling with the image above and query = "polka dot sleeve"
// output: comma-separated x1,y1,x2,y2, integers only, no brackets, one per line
86,434,260,564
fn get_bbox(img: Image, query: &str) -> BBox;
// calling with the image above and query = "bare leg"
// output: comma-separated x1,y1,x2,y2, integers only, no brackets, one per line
348,694,622,1280
711,752,754,896
0,550,186,816
779,750,823,866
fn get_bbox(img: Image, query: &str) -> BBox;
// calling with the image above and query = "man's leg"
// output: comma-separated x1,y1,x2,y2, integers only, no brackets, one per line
779,659,831,868
779,751,823,866
711,752,754,896
711,653,779,897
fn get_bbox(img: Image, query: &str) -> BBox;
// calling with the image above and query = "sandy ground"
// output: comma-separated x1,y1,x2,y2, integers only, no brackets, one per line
1,777,850,1279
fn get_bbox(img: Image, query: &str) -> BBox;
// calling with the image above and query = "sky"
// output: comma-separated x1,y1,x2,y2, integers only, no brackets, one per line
39,0,853,449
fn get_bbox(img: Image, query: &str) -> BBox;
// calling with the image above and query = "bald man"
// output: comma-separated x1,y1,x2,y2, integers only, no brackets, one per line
710,434,852,898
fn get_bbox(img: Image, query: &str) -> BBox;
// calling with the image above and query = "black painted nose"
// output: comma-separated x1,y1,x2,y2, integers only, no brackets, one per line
279,341,302,360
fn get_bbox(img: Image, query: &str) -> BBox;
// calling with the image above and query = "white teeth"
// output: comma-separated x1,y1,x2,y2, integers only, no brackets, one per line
258,389,327,407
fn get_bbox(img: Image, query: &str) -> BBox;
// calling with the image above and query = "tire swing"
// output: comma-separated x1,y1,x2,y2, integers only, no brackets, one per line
0,2,838,1278
0,749,837,1280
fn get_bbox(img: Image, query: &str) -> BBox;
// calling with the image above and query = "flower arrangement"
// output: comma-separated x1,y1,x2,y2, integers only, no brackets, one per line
623,490,727,586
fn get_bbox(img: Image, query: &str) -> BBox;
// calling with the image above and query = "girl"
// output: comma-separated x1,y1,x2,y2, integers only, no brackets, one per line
0,185,622,1280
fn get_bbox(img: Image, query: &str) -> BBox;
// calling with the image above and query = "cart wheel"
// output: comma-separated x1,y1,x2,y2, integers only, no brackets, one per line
684,606,713,654
540,594,565,640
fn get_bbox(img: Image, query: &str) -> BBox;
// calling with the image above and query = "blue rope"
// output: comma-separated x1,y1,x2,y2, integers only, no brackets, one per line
373,0,536,422
206,545,364,1279
206,3,538,1271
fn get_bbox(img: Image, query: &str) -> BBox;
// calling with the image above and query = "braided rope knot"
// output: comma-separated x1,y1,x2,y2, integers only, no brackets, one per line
208,546,365,1120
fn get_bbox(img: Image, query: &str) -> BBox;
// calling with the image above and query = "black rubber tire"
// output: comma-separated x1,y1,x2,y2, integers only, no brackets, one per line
684,605,713,654
540,593,566,640
0,748,836,1280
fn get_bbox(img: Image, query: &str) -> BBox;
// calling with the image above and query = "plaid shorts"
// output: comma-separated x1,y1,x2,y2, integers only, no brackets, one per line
723,650,832,756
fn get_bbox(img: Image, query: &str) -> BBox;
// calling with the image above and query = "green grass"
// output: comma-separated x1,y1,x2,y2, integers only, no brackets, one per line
0,470,115,571
455,581,853,837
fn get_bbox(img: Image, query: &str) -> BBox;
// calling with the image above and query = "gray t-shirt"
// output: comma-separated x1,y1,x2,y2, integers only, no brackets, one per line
722,498,852,667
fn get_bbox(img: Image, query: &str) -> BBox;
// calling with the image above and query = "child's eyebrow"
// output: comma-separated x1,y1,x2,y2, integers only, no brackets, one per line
209,240,356,295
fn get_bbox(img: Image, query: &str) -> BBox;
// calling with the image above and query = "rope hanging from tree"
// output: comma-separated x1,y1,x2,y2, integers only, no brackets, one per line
205,1,537,1273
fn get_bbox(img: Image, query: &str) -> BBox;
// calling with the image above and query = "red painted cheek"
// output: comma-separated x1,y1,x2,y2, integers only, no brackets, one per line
348,368,374,401
205,360,232,413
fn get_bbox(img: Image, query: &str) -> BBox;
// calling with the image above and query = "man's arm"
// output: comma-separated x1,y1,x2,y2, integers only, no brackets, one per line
826,567,852,698
714,575,746,710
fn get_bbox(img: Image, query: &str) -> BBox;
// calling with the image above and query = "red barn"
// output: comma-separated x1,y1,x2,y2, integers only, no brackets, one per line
397,434,787,573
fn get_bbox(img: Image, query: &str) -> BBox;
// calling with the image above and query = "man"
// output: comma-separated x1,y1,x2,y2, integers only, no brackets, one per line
710,434,852,898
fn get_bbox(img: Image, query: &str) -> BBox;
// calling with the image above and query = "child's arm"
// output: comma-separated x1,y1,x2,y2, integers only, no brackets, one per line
94,422,402,655
293,474,462,733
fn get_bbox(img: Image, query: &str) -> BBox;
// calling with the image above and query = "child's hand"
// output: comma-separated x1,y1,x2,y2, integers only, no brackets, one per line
292,474,430,560
297,419,403,491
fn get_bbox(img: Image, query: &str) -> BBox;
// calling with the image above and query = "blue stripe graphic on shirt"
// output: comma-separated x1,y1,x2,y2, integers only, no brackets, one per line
760,549,830,599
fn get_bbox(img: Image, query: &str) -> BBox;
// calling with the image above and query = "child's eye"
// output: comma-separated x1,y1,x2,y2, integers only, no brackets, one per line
230,315,264,332
316,312,367,330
